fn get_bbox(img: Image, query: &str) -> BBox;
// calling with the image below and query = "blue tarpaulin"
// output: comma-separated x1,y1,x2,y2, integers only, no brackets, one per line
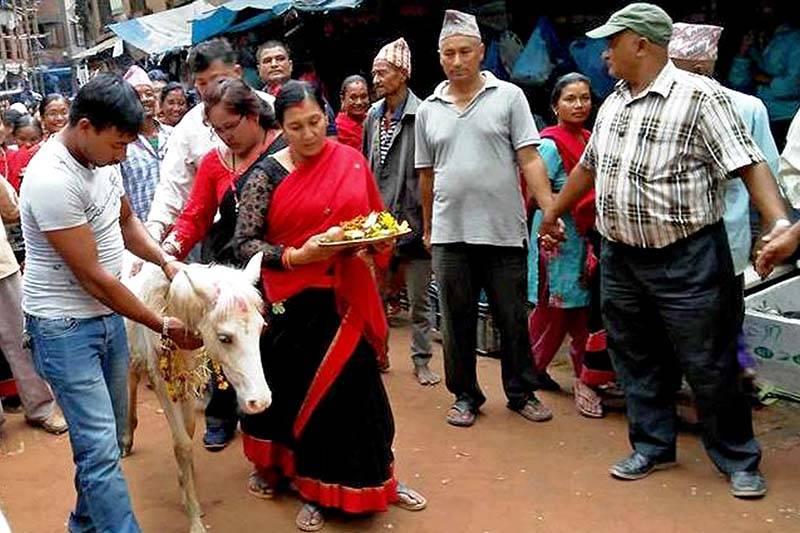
191,0,362,44
109,0,214,54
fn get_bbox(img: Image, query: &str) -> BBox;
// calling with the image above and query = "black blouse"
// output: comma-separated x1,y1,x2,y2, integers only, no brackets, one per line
233,155,291,270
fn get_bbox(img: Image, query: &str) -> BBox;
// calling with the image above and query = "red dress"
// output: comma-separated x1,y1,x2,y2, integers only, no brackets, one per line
165,149,238,259
335,112,364,150
5,144,40,192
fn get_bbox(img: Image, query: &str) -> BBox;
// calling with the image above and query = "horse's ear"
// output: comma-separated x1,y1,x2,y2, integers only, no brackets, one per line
180,269,218,302
243,252,263,286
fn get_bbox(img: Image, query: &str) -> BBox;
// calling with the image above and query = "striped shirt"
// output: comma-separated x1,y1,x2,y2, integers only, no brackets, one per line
581,61,765,248
120,123,172,220
379,97,406,165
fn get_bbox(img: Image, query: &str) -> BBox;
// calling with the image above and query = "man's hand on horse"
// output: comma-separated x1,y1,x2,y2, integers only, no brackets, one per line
163,316,204,350
162,259,185,281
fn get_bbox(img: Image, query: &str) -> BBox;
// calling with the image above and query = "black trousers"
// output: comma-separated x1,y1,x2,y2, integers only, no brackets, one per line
601,223,761,473
432,243,538,410
205,381,238,428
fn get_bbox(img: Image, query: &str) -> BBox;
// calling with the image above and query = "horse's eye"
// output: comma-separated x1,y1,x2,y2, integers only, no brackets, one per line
217,334,233,344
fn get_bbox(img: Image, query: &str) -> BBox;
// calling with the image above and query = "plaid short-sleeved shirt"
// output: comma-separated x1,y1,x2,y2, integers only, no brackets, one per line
581,61,765,248
120,123,172,221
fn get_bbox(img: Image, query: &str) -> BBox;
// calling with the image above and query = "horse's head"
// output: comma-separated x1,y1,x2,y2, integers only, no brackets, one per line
169,253,271,415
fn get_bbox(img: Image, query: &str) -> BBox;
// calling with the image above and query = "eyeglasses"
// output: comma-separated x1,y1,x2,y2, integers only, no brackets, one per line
45,110,69,118
209,115,244,138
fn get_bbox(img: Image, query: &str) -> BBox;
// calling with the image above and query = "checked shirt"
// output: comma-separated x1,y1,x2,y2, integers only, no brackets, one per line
581,61,765,248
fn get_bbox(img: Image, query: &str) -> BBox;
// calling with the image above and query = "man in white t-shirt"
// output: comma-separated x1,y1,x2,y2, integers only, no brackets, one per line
20,74,202,533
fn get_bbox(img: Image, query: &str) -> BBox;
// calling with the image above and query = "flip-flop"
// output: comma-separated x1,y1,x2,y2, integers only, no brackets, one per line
574,381,604,418
394,482,427,511
446,401,476,427
296,503,325,532
247,471,275,499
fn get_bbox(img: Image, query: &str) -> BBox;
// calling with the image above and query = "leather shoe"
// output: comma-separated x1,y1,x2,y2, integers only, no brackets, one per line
730,470,767,499
609,452,676,480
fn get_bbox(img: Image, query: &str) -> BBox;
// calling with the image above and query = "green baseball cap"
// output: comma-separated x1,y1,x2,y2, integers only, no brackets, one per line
586,3,673,47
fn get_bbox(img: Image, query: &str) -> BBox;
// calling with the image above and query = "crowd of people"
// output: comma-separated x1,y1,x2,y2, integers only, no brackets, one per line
2,2,800,532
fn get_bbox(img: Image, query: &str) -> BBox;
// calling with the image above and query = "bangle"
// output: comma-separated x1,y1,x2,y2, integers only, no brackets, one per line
282,247,296,270
162,316,169,338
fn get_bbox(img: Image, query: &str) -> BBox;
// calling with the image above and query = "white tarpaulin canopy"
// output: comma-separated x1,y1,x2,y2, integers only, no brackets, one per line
72,36,122,60
109,0,213,55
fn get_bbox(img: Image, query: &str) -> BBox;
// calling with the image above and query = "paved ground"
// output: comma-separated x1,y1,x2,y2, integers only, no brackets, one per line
2,323,800,533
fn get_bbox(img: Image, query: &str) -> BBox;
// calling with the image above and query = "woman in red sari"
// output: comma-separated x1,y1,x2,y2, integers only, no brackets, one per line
234,81,425,531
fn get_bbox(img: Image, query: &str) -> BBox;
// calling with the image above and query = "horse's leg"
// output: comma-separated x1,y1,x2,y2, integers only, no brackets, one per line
120,366,141,457
150,372,206,533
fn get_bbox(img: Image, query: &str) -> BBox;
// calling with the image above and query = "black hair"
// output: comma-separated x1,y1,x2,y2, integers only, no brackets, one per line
340,75,368,97
160,82,187,104
550,72,592,108
12,114,43,137
203,78,277,131
274,80,325,125
148,69,169,83
188,38,237,75
2,108,23,129
256,40,291,62
39,93,68,117
69,73,144,135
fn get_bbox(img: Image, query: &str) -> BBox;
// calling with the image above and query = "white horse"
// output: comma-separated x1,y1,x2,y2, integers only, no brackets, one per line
121,252,270,533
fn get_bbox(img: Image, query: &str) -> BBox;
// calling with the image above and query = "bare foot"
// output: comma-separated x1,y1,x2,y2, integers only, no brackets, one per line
413,362,441,386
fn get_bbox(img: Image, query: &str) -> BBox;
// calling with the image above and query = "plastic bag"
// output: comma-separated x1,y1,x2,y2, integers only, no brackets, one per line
482,39,509,80
569,38,617,99
498,30,524,74
511,21,553,86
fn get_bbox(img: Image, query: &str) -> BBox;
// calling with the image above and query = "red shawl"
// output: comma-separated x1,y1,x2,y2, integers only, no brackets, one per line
335,112,364,150
539,125,594,234
263,140,389,439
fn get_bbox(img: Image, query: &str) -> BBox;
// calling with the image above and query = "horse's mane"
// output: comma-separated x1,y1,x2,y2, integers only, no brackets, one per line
167,264,264,328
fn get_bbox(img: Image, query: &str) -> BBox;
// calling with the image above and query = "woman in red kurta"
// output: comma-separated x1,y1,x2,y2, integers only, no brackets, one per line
161,79,284,264
234,81,425,532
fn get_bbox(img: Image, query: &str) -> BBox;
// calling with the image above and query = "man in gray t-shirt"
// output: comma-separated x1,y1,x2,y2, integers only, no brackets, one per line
20,74,201,533
416,10,553,427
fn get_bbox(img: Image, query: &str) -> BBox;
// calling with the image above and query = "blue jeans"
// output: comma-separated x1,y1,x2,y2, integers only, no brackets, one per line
27,313,140,533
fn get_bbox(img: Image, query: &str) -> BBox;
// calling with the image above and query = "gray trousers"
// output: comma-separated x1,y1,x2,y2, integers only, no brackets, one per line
0,272,55,424
404,258,433,365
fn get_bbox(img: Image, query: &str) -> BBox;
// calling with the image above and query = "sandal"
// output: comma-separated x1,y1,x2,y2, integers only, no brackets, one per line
446,400,476,427
247,471,275,499
296,503,325,532
394,482,427,511
574,381,604,418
